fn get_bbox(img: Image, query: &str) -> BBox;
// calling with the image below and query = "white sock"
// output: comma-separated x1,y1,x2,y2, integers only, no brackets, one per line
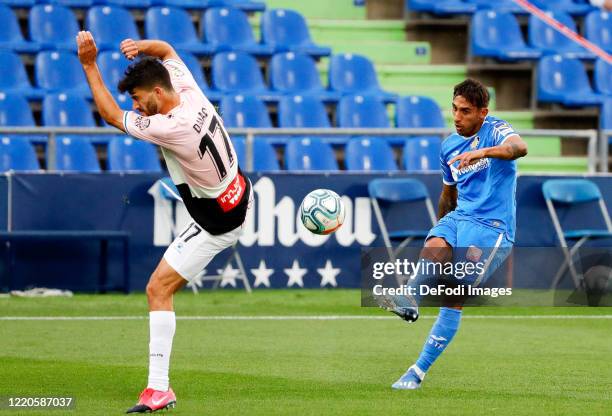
147,311,176,391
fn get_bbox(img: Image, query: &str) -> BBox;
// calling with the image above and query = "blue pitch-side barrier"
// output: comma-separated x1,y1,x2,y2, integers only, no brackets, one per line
0,172,611,292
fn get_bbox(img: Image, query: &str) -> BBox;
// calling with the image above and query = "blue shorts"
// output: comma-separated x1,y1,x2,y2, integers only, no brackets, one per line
426,211,513,286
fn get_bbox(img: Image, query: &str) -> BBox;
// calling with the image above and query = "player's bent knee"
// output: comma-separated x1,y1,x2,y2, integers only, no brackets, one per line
422,237,452,263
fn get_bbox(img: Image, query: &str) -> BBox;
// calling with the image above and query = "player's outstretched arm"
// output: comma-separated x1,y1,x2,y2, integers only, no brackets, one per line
448,135,528,170
76,31,125,132
120,39,180,62
438,184,458,220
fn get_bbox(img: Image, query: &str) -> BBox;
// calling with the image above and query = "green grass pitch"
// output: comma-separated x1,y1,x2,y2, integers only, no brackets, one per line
0,290,610,415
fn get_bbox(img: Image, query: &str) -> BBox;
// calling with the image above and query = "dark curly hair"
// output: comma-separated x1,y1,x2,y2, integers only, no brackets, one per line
118,56,173,94
453,78,490,109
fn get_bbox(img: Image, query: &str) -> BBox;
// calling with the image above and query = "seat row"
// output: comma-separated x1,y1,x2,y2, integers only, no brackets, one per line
409,0,596,16
0,92,446,136
2,0,265,11
471,9,611,61
0,5,328,57
0,48,395,103
0,135,441,173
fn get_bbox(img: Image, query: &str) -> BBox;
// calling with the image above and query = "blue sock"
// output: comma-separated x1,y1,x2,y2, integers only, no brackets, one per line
415,307,462,373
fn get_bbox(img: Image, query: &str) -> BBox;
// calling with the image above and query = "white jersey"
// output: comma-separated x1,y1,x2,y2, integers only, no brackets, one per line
122,58,249,235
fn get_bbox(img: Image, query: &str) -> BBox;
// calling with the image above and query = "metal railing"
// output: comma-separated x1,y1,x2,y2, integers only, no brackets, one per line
0,126,603,173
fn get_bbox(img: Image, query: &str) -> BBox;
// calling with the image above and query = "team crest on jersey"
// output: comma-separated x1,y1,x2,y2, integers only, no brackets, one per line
134,116,150,130
167,64,184,78
470,136,480,149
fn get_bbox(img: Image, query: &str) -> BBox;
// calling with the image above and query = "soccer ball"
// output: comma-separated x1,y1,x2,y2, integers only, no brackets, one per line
299,189,345,235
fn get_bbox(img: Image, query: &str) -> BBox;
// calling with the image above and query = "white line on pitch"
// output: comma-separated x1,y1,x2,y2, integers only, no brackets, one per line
0,315,611,321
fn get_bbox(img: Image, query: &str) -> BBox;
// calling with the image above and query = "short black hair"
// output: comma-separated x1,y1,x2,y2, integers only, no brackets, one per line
118,56,173,94
453,78,489,109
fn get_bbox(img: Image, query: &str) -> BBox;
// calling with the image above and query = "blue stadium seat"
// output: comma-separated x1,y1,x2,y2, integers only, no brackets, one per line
277,95,331,128
529,11,594,59
328,54,398,103
0,93,36,127
537,55,604,106
29,4,79,52
98,51,130,93
595,59,612,96
260,9,331,58
1,0,35,7
0,136,40,172
345,138,398,172
0,50,44,100
269,52,342,103
532,0,594,16
108,136,161,172
106,0,152,9
211,52,280,102
396,95,445,128
42,94,97,127
337,95,390,128
601,98,612,130
35,51,92,98
86,6,140,52
403,137,441,171
178,52,222,103
114,92,133,111
203,7,274,57
231,137,280,171
52,136,101,173
285,137,338,171
225,0,265,12
464,0,526,14
471,10,542,61
219,95,272,128
585,10,612,54
49,0,94,9
407,0,477,15
0,4,41,53
145,7,213,56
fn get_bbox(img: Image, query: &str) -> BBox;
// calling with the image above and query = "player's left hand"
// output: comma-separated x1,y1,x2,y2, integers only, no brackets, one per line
448,149,486,170
76,31,98,66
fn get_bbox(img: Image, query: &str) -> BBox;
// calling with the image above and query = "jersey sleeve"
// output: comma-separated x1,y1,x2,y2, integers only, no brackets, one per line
162,58,199,92
490,119,518,146
440,153,456,185
123,111,179,146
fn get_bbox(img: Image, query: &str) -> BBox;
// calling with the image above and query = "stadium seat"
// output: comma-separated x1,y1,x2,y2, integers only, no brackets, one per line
285,137,338,171
464,0,526,14
178,0,264,12
260,9,331,58
211,52,280,102
277,95,331,128
594,59,612,96
406,0,477,15
203,7,274,57
1,0,35,7
108,136,161,172
601,98,612,130
328,54,398,103
114,92,133,111
0,136,40,172
105,0,152,9
42,94,97,127
178,52,222,103
0,50,45,100
225,0,265,12
52,136,101,173
542,179,612,289
345,138,398,171
219,95,272,128
403,137,441,171
98,51,130,93
368,177,437,255
35,51,92,98
269,52,342,103
585,10,612,54
532,0,594,16
395,95,446,128
86,6,140,52
0,93,36,127
0,4,41,53
29,4,79,52
537,55,604,106
231,136,280,171
471,10,542,61
528,11,595,59
145,7,213,56
48,0,94,9
337,95,390,128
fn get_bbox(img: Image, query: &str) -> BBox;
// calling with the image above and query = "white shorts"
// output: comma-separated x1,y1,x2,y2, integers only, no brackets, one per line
163,194,252,282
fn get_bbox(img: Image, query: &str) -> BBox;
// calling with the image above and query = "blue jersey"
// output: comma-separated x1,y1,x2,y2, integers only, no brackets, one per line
440,115,518,242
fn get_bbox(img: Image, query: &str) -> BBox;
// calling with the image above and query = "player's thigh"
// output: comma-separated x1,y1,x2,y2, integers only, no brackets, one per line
163,221,242,283
424,215,456,263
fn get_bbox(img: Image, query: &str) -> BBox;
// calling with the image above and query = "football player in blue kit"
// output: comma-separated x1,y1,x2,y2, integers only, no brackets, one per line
382,79,528,389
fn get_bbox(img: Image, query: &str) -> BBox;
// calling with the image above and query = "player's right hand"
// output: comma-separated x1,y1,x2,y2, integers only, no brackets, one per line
120,39,139,60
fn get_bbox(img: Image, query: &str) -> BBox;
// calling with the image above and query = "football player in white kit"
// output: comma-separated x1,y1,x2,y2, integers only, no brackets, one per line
76,32,252,413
